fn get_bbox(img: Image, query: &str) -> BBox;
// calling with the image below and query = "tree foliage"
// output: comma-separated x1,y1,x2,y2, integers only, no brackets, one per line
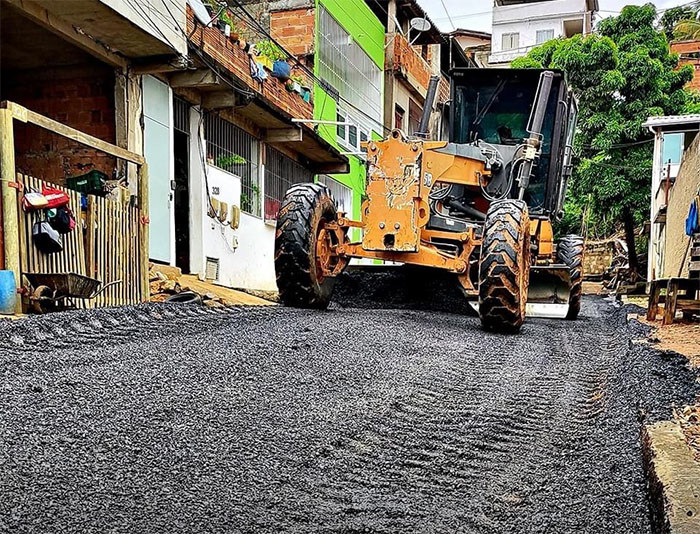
660,5,698,40
512,4,694,238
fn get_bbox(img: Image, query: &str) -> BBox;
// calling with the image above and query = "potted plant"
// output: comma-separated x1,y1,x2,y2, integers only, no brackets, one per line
256,40,285,72
287,74,303,93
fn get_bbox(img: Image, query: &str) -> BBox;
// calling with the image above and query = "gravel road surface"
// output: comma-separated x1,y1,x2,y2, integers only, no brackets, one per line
0,296,697,533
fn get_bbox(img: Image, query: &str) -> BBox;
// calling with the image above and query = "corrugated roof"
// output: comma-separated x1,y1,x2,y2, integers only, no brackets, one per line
643,115,700,129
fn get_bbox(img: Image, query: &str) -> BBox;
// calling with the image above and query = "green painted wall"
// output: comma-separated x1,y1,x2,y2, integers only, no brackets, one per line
313,0,384,226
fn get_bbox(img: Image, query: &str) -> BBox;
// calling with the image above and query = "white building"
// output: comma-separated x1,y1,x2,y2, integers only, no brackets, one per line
643,115,700,282
489,0,598,65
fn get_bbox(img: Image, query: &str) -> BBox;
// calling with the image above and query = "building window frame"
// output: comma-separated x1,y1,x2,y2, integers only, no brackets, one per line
501,32,520,51
204,113,261,218
536,29,555,44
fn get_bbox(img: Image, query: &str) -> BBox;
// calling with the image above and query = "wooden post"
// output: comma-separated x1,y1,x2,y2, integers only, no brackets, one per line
663,279,679,326
647,280,662,321
0,109,21,314
138,163,149,302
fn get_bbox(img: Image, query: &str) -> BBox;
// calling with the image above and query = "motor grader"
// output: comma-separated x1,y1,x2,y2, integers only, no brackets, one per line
274,69,584,332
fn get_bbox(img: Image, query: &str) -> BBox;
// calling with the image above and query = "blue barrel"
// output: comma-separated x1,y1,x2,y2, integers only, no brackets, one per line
0,270,17,315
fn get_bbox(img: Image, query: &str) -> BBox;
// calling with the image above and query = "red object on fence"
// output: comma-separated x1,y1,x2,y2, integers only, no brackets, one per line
42,186,70,209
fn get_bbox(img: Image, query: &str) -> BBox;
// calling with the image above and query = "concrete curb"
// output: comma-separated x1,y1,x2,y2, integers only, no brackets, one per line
643,420,700,533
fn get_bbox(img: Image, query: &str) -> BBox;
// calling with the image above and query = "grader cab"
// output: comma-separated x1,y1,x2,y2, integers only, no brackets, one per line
274,69,583,333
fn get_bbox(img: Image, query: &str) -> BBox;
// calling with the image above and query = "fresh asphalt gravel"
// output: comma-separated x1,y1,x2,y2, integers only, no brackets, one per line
0,293,698,533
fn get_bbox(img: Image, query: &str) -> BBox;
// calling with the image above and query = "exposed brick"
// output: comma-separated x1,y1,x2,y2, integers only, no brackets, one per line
2,66,117,186
270,8,314,57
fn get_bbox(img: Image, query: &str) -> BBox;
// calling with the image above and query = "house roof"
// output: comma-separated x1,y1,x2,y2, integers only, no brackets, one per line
495,0,598,10
367,0,445,45
643,115,700,130
448,28,491,40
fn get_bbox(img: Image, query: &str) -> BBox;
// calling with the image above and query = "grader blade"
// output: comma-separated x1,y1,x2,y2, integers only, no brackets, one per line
526,265,572,319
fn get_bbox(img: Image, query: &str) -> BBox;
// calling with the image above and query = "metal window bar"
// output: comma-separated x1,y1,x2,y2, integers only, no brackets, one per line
318,6,382,132
318,175,352,215
204,113,261,217
264,146,314,220
173,96,190,134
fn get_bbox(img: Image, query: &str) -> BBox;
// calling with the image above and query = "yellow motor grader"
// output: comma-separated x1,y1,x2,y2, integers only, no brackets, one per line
274,69,583,332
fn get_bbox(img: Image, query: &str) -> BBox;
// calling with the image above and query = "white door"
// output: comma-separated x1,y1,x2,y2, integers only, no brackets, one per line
143,76,174,264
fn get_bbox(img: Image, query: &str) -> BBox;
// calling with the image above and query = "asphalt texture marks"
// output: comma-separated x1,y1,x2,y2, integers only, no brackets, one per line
0,298,697,533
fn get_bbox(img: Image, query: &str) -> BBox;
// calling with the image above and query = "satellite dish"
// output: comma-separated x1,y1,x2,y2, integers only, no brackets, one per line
410,17,432,33
188,0,212,26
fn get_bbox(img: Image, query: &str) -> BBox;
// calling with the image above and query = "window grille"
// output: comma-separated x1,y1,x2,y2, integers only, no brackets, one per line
536,29,555,44
318,6,382,133
173,96,190,134
501,32,519,51
205,113,261,217
318,175,352,215
264,146,314,221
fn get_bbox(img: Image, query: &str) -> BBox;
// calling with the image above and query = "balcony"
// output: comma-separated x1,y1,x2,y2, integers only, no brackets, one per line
389,32,432,97
186,8,313,122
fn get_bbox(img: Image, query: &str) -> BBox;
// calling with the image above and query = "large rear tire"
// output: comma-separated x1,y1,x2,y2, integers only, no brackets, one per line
478,199,531,333
275,183,338,309
557,234,584,320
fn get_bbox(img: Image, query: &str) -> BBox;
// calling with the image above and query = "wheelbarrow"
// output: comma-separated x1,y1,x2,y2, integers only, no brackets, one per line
23,272,121,313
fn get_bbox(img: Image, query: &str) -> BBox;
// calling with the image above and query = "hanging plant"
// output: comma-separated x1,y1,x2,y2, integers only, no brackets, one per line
216,153,247,170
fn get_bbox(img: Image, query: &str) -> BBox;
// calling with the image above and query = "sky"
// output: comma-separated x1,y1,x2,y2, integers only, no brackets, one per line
416,0,685,33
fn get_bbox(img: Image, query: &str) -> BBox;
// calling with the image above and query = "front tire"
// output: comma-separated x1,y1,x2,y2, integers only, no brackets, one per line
478,199,531,333
557,234,584,320
274,183,339,309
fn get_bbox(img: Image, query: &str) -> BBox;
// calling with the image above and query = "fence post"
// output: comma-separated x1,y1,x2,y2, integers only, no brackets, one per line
0,108,21,314
138,163,149,302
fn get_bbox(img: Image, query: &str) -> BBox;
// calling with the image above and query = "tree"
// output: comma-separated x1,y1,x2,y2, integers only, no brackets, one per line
512,4,694,279
660,5,698,40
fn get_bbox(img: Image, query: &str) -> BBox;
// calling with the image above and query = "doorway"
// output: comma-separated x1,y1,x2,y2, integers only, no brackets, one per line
173,97,190,273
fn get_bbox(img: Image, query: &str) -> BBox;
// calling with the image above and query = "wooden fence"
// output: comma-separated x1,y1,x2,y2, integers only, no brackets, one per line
17,174,147,308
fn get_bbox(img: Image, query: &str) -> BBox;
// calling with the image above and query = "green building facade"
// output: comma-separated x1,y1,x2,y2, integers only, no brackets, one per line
313,0,385,227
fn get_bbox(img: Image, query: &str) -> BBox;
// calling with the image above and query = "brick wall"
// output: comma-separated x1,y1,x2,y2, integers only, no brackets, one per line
671,40,700,92
1,65,116,186
187,7,313,122
663,133,700,278
269,8,314,57
390,32,431,94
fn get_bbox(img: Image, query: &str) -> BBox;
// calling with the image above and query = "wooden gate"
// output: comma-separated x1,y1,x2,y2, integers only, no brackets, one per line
17,174,147,308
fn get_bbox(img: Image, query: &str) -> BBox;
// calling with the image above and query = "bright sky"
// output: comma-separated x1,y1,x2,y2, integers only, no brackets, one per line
416,0,686,33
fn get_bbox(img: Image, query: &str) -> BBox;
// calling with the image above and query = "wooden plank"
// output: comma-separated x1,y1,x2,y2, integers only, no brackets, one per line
2,102,144,165
138,164,149,303
647,280,661,321
0,108,21,313
663,279,680,326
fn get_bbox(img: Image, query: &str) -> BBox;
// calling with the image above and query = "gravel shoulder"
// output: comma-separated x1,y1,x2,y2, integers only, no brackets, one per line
0,296,698,533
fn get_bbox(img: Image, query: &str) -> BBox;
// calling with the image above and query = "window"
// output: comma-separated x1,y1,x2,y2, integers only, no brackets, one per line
501,32,519,51
536,29,555,44
662,133,684,166
336,108,369,154
318,175,352,215
408,99,423,136
264,146,314,221
318,6,382,132
337,109,346,141
205,114,260,216
395,105,405,130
